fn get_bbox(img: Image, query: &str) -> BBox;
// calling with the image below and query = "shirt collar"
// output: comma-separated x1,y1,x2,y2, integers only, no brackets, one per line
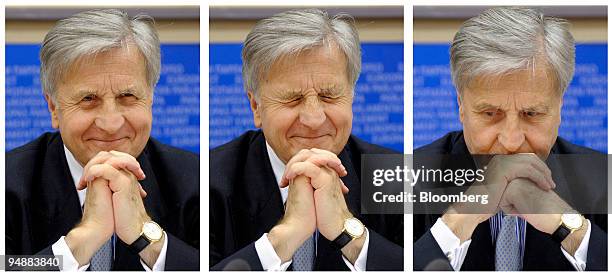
265,141,288,204
63,145,86,208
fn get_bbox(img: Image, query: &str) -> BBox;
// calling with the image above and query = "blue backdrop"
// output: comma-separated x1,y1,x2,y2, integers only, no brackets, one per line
5,44,200,153
414,43,607,152
210,42,404,152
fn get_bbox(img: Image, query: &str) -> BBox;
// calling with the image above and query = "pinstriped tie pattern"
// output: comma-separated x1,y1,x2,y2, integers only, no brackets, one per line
495,215,521,271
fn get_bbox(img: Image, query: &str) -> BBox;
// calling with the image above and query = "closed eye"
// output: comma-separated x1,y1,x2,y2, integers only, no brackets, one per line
119,92,137,98
283,96,302,104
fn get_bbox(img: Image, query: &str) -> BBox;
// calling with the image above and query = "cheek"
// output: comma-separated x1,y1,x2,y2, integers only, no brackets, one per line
124,103,152,124
58,109,94,137
262,107,298,133
524,121,559,152
464,123,498,152
325,104,352,129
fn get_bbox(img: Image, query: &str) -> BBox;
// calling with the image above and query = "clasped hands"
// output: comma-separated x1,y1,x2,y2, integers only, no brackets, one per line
65,150,161,268
443,153,586,255
268,148,365,264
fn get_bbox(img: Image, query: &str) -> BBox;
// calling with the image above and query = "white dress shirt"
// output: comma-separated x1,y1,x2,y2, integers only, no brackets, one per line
51,146,168,271
253,142,370,271
430,217,591,271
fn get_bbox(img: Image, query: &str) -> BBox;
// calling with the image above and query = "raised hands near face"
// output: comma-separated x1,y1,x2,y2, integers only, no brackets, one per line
281,148,353,240
78,150,151,243
77,150,147,197
66,150,152,266
280,148,348,192
449,153,556,222
443,153,560,243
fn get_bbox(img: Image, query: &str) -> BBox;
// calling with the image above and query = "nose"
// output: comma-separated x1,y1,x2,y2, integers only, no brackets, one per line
298,95,326,129
94,101,125,134
497,115,525,153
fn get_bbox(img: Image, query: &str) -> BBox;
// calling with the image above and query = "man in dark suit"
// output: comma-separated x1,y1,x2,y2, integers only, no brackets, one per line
7,133,199,270
413,7,606,271
210,9,403,271
6,9,198,271
413,132,607,270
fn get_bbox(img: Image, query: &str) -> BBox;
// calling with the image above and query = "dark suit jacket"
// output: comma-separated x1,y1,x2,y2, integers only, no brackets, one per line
6,132,200,271
413,131,607,271
210,130,403,271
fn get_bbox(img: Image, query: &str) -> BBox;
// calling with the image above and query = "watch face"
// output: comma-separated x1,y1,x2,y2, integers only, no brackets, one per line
344,218,365,237
561,214,582,230
143,221,163,241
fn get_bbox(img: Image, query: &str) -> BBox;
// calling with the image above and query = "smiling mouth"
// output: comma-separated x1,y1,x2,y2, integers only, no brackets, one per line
291,135,333,145
293,134,330,139
88,138,129,149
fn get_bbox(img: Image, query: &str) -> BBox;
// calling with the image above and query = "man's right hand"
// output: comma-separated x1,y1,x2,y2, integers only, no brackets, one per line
65,177,114,266
268,175,317,263
442,153,555,242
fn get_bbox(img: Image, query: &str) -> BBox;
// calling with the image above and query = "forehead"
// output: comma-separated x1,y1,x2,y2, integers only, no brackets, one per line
260,45,350,90
464,64,559,102
59,46,147,91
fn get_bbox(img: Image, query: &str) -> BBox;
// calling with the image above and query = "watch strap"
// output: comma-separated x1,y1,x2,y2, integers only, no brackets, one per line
128,235,150,254
331,232,353,250
552,224,572,243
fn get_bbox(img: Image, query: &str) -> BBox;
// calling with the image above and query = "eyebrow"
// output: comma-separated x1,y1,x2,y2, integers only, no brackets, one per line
472,102,550,113
274,89,303,101
522,105,550,113
472,102,501,112
319,85,344,96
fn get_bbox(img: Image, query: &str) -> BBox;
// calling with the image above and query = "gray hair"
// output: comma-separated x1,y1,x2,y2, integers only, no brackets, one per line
451,7,575,95
40,9,160,100
242,9,361,98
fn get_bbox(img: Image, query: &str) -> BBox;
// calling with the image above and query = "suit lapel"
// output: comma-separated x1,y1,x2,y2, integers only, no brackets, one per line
36,135,82,249
338,146,362,216
461,220,495,270
241,134,285,242
137,146,169,228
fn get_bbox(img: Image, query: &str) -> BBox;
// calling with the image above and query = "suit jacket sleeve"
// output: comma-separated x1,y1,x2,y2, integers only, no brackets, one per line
413,230,453,271
210,242,264,271
365,229,404,271
164,233,200,271
586,222,607,271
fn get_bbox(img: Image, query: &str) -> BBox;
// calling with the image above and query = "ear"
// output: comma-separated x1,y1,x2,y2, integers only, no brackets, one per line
457,92,464,123
247,91,262,128
44,93,60,129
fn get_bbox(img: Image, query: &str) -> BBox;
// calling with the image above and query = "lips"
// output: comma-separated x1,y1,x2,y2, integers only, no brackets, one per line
88,137,129,149
291,134,332,145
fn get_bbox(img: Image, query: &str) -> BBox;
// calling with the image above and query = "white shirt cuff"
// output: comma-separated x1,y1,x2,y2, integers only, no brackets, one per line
254,233,292,271
430,217,472,271
341,228,369,271
560,219,591,271
140,231,168,271
51,236,89,271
